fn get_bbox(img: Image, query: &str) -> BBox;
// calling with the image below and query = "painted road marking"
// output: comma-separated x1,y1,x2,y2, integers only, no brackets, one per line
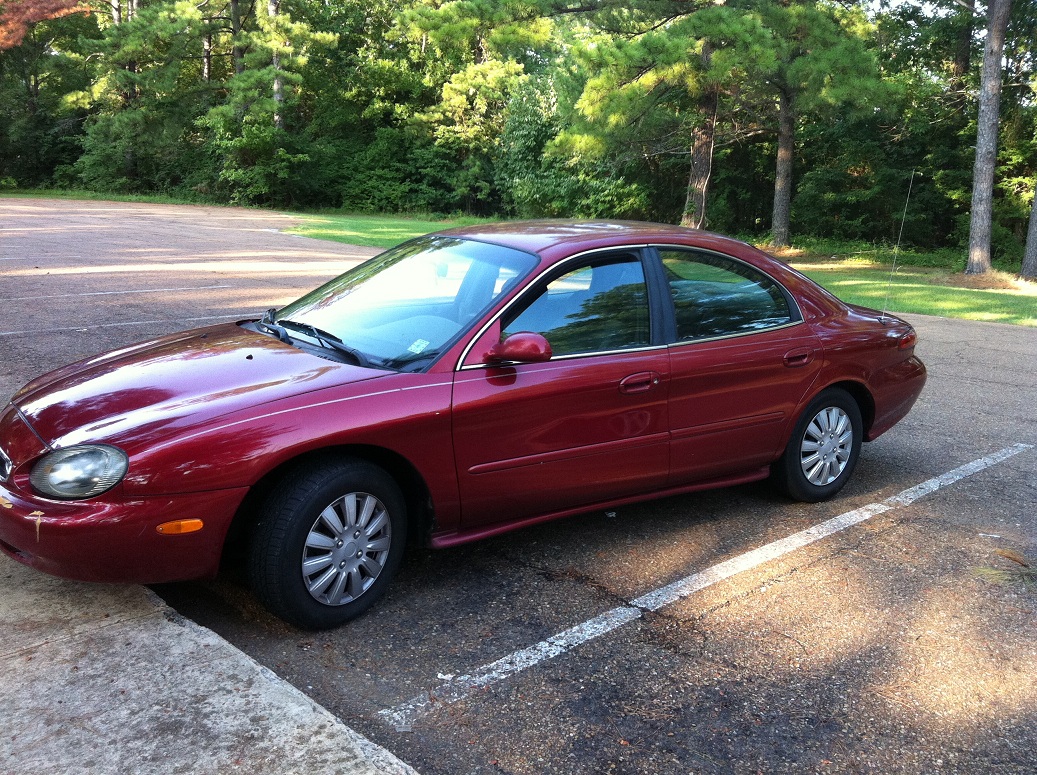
1,285,232,302
380,443,1034,730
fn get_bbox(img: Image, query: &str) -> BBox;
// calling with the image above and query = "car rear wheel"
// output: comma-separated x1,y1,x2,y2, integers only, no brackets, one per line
248,458,407,629
773,388,863,503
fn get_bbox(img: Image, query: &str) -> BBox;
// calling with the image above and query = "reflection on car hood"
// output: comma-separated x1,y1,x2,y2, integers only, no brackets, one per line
13,323,385,449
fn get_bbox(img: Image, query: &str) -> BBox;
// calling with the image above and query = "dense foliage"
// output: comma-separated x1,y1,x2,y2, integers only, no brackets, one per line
1,0,1034,265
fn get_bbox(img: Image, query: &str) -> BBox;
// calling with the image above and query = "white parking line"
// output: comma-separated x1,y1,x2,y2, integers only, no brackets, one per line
1,285,232,302
379,443,1034,730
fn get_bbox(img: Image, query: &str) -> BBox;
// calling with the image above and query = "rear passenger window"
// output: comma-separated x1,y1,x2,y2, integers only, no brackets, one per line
504,254,650,356
660,249,793,340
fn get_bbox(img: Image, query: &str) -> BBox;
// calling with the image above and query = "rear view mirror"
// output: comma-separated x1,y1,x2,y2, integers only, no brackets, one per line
484,332,553,364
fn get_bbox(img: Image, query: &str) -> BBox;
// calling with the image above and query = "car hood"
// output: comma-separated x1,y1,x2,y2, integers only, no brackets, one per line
13,323,386,450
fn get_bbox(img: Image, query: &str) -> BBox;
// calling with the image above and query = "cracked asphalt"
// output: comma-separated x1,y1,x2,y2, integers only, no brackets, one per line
3,198,1036,774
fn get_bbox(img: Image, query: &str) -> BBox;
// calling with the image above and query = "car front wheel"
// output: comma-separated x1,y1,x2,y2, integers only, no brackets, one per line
773,388,863,503
248,458,407,629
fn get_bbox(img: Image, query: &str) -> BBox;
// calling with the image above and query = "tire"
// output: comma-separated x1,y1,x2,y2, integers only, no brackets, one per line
248,458,407,629
773,388,863,503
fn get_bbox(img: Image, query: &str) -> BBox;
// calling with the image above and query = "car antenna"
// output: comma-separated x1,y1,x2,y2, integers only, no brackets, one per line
882,169,916,324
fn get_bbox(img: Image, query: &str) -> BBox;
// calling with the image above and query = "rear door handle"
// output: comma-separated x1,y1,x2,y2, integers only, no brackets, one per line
783,348,815,368
619,371,662,394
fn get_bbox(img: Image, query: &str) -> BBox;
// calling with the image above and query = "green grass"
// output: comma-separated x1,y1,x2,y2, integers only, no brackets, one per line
0,188,221,206
792,260,1037,327
289,213,1036,327
283,212,491,249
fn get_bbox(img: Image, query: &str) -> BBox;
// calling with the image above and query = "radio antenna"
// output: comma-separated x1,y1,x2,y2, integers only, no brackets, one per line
882,169,916,323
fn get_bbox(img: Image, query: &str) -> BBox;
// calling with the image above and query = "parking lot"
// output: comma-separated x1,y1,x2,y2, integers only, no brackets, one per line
2,198,1035,773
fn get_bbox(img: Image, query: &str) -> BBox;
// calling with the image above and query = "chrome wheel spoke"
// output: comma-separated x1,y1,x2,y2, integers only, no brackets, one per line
345,568,365,599
305,532,337,551
307,566,338,597
342,493,358,528
805,459,826,485
302,554,334,575
357,495,378,529
319,504,345,536
359,556,381,577
365,510,389,537
326,569,349,605
366,536,391,553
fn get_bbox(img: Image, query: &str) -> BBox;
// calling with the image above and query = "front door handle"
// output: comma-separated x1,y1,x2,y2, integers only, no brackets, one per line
783,348,816,368
619,371,662,394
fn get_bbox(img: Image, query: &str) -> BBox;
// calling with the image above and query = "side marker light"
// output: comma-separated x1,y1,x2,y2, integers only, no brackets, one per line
156,519,204,535
898,332,917,350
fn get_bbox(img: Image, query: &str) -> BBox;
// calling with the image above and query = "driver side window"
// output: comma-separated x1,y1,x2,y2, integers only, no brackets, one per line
503,254,650,356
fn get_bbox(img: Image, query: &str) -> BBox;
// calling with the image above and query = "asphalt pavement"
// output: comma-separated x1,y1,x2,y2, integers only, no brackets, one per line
1,198,1035,774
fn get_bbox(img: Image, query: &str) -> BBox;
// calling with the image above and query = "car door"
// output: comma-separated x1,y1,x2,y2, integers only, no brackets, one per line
451,250,670,528
658,247,823,484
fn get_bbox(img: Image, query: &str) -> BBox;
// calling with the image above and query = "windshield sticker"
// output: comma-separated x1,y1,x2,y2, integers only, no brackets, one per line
408,339,431,354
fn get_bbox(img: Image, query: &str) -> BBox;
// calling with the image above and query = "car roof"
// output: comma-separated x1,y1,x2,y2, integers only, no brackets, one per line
434,219,746,257
431,219,849,322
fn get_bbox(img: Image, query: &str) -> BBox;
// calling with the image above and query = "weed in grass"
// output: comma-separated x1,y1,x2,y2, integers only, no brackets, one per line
975,548,1037,589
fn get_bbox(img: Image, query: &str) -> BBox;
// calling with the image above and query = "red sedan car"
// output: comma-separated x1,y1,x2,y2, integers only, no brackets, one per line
0,221,925,628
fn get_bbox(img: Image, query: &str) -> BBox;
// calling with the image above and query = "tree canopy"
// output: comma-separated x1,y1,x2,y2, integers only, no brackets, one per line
1,0,1035,271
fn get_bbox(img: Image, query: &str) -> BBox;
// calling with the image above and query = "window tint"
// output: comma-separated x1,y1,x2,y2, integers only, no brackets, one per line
660,249,793,340
504,255,650,356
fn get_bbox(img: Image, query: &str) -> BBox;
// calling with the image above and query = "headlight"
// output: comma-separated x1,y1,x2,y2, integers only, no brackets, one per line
30,445,129,500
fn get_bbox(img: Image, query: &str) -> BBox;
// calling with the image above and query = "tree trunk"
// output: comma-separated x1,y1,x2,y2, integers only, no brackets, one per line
230,0,244,75
1022,186,1037,279
950,0,975,98
203,32,212,82
680,89,718,230
965,0,1012,275
770,88,795,248
269,0,283,130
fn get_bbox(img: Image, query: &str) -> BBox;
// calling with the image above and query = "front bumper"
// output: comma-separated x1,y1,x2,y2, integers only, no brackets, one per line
1,400,251,584
0,482,249,583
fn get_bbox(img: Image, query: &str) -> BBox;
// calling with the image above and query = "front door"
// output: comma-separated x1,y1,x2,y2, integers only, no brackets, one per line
452,251,670,527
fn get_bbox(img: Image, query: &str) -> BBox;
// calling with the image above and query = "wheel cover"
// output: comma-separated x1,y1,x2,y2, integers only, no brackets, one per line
301,492,392,606
799,406,853,486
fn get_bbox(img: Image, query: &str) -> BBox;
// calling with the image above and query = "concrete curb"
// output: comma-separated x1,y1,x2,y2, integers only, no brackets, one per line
0,554,418,775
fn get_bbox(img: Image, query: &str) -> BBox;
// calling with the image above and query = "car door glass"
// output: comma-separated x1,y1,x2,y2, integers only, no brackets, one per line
661,249,792,340
504,255,650,356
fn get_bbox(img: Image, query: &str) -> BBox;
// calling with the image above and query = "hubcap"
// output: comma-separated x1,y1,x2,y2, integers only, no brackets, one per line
799,406,853,486
301,492,392,606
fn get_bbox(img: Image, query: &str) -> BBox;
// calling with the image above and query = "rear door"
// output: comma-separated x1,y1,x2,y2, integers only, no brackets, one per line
658,247,822,483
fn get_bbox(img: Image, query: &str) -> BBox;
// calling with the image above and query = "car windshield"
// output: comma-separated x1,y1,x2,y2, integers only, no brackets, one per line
273,235,539,371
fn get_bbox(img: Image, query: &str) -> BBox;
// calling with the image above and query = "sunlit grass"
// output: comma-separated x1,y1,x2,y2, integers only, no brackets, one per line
0,188,225,206
285,212,490,249
792,262,1037,327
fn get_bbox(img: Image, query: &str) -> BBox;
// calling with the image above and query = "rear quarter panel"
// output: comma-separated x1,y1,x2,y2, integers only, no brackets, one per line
809,307,926,440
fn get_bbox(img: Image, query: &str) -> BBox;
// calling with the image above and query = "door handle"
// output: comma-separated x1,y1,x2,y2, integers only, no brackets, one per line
619,371,661,394
783,348,815,368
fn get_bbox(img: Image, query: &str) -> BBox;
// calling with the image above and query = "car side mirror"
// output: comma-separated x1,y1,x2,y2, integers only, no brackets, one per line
485,332,553,364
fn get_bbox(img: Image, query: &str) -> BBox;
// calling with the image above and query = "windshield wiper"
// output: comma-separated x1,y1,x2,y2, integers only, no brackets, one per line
256,308,291,343
278,319,370,368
